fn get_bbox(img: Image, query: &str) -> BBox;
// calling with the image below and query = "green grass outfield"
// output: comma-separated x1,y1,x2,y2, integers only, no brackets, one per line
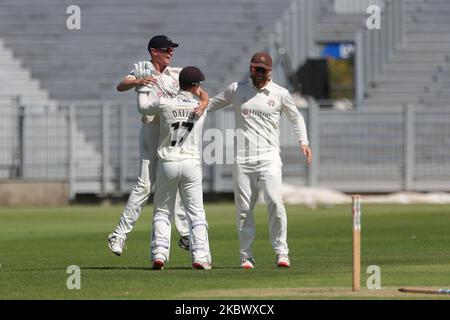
1,203,450,300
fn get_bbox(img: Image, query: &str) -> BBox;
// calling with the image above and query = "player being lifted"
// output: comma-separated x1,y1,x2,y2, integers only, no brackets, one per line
108,35,209,255
139,66,212,270
206,52,312,269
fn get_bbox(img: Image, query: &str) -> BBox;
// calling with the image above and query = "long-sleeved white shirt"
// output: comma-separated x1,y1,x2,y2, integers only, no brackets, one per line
138,90,206,161
207,79,309,162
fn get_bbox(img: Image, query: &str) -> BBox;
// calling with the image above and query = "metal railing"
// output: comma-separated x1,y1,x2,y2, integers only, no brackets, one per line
2,102,450,197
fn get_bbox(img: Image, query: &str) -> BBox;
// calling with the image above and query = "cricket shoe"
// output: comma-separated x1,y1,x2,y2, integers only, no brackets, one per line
192,261,212,270
178,236,190,251
240,258,255,269
108,233,125,256
276,254,290,268
152,258,165,270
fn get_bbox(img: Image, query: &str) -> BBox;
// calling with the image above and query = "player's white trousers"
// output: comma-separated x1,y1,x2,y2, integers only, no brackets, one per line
151,159,211,263
113,123,189,239
233,156,289,259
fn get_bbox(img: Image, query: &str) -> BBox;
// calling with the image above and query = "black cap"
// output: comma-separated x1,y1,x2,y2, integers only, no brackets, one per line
147,35,179,51
179,66,205,87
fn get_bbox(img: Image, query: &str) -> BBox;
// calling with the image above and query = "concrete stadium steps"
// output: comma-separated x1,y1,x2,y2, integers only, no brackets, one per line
387,52,450,63
315,14,366,42
397,41,450,52
403,33,450,43
370,82,444,93
378,61,449,73
375,72,435,83
0,0,293,100
363,96,427,106
403,20,450,33
0,39,55,106
312,0,450,109
361,0,450,108
313,0,376,42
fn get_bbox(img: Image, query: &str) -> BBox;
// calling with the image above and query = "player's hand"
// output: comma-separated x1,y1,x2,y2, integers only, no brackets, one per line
301,145,313,165
134,77,157,86
194,99,208,117
133,61,153,79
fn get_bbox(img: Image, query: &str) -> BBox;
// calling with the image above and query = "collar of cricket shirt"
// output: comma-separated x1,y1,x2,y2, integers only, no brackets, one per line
177,90,196,99
249,78,272,95
149,60,172,76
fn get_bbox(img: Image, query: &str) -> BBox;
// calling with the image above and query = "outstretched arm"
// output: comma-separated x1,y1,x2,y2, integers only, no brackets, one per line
116,61,158,92
206,83,236,113
281,93,313,165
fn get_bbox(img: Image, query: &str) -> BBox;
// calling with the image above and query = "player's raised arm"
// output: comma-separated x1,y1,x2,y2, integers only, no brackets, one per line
117,75,138,92
206,83,236,113
116,61,158,92
281,93,312,165
116,75,158,92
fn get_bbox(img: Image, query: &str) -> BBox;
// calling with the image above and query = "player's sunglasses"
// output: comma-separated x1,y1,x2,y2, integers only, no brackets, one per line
252,66,269,74
155,47,174,53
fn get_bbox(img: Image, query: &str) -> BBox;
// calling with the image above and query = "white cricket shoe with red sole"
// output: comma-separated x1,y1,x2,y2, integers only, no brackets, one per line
276,254,290,268
193,261,212,270
240,258,255,269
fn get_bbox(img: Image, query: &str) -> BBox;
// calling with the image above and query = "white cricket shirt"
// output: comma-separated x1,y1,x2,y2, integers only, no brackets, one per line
208,79,309,162
138,90,206,161
128,61,181,124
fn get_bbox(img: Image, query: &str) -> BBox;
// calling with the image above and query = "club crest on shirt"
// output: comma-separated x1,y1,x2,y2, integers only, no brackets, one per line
157,91,164,98
267,99,275,107
172,80,179,88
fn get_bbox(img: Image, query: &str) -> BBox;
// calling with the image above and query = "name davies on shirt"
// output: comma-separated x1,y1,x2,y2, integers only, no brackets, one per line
172,109,195,120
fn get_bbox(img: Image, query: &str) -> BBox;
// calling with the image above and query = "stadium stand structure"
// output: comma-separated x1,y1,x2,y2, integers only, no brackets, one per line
311,0,450,108
362,0,450,107
0,0,293,103
315,0,372,42
0,39,55,107
0,38,106,184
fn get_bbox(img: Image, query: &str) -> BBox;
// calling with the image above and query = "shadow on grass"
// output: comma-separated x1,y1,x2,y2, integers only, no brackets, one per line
81,266,241,271
12,265,240,272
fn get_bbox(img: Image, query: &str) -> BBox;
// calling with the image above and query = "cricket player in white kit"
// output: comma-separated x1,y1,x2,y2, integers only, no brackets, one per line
139,66,212,270
108,35,209,255
207,52,313,269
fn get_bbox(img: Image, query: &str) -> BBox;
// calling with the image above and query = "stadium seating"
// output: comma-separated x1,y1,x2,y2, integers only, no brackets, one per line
362,0,450,107
0,0,293,103
315,0,371,42
1,0,448,108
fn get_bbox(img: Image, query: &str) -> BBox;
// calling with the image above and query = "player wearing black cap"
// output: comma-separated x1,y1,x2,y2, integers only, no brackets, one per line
108,36,208,257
